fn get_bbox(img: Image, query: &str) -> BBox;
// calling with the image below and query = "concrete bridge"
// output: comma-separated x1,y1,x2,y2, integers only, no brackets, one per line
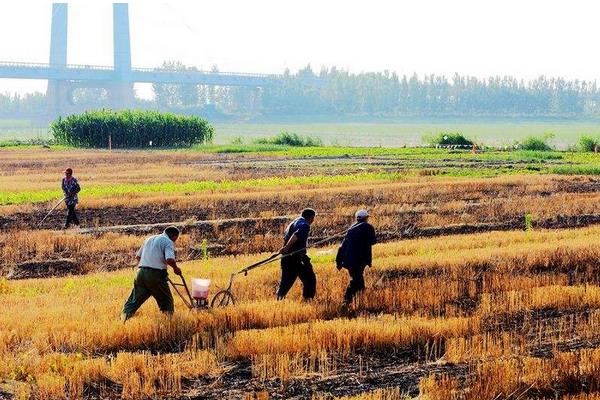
0,3,312,117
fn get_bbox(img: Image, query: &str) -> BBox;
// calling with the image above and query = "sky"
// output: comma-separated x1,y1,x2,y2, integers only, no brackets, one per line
1,0,600,98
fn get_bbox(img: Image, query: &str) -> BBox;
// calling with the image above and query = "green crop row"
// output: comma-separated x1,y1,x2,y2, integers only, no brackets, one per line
0,172,408,206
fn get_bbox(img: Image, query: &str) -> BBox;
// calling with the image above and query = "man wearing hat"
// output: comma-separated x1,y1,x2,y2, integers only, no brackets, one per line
61,167,81,229
336,209,377,305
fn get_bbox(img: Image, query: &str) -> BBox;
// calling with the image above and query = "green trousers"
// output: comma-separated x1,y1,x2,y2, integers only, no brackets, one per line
122,267,174,318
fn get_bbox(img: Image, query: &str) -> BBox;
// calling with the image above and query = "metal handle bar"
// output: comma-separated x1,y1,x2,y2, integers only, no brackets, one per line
168,274,194,309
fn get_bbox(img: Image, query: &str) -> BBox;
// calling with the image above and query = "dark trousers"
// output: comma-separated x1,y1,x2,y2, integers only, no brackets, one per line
277,254,316,300
65,204,79,227
122,268,174,318
344,265,366,303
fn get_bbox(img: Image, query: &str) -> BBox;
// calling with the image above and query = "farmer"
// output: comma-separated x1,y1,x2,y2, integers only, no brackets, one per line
61,167,81,229
336,209,377,306
121,226,182,321
277,208,317,301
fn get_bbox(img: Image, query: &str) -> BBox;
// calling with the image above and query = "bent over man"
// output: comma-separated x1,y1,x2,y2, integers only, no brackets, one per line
336,209,377,305
121,226,182,321
277,208,317,301
62,168,81,229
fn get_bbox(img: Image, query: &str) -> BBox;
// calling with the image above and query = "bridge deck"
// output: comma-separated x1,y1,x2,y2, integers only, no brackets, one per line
0,61,285,86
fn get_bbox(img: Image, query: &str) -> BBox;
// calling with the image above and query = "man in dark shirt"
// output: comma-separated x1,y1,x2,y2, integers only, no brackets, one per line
277,208,317,301
336,209,377,305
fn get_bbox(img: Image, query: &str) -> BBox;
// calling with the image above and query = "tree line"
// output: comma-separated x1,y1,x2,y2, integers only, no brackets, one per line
3,62,600,118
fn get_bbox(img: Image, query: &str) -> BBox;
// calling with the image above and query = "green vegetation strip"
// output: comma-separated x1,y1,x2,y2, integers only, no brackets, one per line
0,172,408,206
550,165,600,175
196,144,569,161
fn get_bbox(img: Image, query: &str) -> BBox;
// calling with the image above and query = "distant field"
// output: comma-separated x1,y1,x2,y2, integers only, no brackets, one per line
212,120,600,148
2,118,600,148
0,119,48,139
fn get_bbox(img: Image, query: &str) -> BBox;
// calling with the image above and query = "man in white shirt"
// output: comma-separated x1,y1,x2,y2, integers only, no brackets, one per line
121,226,182,321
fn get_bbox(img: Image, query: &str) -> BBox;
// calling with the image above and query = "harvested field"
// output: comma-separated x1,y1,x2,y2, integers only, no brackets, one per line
4,146,600,399
4,169,600,278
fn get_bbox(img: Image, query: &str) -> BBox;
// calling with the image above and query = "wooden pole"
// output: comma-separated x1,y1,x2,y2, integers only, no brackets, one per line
108,134,112,151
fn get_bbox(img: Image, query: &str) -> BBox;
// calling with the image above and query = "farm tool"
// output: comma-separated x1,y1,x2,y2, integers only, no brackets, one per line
169,227,351,310
38,197,66,226
168,253,278,309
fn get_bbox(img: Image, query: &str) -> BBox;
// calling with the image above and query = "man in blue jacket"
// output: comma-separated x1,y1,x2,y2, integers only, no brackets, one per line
336,209,377,305
277,208,317,301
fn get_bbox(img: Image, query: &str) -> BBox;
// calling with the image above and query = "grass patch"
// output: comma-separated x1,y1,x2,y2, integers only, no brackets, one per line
425,132,474,147
519,134,554,151
195,144,287,153
578,135,600,152
0,138,56,148
254,132,323,147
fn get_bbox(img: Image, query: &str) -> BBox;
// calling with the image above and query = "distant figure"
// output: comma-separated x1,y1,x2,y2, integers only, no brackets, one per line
61,167,81,229
121,226,182,321
336,209,377,306
277,208,317,301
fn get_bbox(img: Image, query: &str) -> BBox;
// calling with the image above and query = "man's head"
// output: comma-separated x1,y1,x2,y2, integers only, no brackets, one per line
64,168,73,178
301,208,316,225
164,226,180,242
355,209,369,222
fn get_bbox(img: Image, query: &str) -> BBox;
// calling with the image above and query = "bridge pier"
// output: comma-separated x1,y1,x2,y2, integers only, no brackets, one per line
47,80,72,117
107,82,135,110
46,3,68,118
45,3,135,118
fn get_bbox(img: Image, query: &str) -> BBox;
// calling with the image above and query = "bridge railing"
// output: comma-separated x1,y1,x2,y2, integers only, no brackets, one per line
0,60,279,78
0,61,114,71
0,60,325,86
132,66,278,78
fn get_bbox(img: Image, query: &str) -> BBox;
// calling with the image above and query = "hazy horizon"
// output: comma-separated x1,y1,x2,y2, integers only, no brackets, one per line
2,0,600,99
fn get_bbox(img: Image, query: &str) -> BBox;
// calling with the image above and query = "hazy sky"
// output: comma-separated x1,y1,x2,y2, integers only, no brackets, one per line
1,0,600,98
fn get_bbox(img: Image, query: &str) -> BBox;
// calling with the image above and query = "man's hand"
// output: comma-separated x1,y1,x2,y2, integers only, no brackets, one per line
166,258,182,276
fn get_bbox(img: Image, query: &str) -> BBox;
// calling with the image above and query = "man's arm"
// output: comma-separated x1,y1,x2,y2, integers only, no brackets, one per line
164,240,181,275
336,237,348,270
136,244,143,263
279,234,298,254
166,258,182,276
367,225,376,267
368,225,377,245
